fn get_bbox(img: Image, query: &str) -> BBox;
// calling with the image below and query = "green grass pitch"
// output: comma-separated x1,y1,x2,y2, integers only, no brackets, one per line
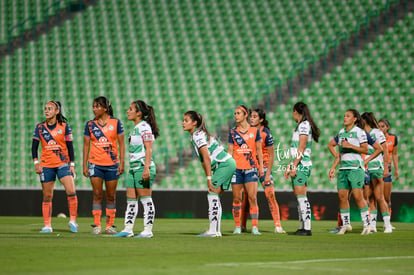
0,217,413,274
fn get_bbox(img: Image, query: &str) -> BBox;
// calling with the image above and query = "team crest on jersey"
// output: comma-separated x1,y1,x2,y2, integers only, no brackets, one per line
389,141,392,145
109,125,114,131
249,133,254,138
57,129,62,134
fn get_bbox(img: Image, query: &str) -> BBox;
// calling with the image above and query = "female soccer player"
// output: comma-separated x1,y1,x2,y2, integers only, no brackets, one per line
242,108,285,233
32,101,78,233
228,105,264,235
284,102,320,236
362,112,392,233
114,100,159,238
329,109,371,235
378,118,399,222
182,111,236,237
83,96,125,235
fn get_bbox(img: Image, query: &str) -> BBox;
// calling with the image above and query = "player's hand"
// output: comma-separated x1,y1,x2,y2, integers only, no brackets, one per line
383,168,389,179
69,166,76,179
207,180,214,193
142,167,150,181
363,159,369,166
394,169,399,180
341,140,352,149
283,168,290,180
263,174,271,186
83,164,89,178
289,165,297,178
328,168,335,180
34,163,42,174
118,162,125,175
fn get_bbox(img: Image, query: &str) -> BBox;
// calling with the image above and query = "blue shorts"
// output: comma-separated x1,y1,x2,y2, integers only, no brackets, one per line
231,168,258,185
259,167,273,183
40,164,73,183
364,169,371,186
384,169,392,182
88,163,119,181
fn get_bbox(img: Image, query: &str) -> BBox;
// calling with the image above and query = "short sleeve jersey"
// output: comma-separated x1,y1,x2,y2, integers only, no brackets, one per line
129,120,154,169
228,126,261,169
84,117,124,166
191,130,231,168
366,128,386,170
337,125,367,170
290,120,313,167
259,126,274,168
33,122,73,168
386,133,398,165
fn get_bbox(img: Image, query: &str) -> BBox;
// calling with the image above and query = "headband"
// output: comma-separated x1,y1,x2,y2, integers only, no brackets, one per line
47,101,60,111
235,105,248,115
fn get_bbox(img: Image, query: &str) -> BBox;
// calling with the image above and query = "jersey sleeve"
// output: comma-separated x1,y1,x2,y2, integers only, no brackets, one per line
366,132,376,146
333,135,339,145
84,122,91,137
140,123,154,142
359,129,368,144
377,131,386,144
255,128,262,142
298,121,310,136
117,119,124,135
65,123,74,142
264,128,274,147
228,130,234,144
394,135,398,146
32,124,40,140
193,131,208,149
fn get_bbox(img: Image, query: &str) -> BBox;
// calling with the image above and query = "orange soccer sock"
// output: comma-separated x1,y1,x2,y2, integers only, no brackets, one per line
67,194,78,221
42,201,52,227
240,189,249,229
250,206,259,227
264,186,281,226
232,203,242,227
106,205,116,229
92,208,102,227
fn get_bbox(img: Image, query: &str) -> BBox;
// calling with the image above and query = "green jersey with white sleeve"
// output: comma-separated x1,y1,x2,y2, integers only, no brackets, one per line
290,120,313,167
129,120,155,170
191,130,231,168
338,125,367,170
367,128,386,170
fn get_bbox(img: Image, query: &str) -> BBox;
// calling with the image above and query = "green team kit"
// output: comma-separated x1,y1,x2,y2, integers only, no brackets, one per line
290,120,313,186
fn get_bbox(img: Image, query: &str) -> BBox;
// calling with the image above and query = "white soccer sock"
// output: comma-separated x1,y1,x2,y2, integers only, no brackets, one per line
360,207,370,228
297,196,311,230
141,197,155,232
297,204,304,230
370,210,377,230
383,215,391,228
124,199,138,232
207,194,221,233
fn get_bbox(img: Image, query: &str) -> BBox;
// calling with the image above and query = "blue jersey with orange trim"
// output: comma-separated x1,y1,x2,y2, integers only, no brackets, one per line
84,117,124,166
228,126,261,169
259,126,274,168
33,122,73,168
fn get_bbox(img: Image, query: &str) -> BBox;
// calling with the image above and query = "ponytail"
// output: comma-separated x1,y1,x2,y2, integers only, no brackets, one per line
361,112,379,129
48,100,67,125
347,109,365,129
93,96,113,116
135,100,160,139
293,102,321,142
184,110,210,141
254,108,270,130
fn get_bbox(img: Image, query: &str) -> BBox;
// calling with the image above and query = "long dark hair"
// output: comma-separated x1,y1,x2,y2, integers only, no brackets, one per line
254,108,270,130
379,118,391,131
236,105,251,117
48,100,67,125
185,110,210,141
94,96,113,116
135,100,160,139
346,109,365,129
293,102,320,142
361,112,379,129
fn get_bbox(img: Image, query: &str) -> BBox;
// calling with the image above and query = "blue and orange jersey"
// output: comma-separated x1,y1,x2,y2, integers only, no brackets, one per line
386,133,398,166
84,117,124,166
33,122,73,168
259,126,274,168
228,126,262,169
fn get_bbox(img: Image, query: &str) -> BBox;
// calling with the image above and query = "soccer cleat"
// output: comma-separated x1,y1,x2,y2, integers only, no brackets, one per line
384,226,393,234
113,231,134,238
105,225,117,235
295,229,312,236
233,226,242,234
371,227,377,233
329,226,341,234
361,226,371,235
135,231,153,238
275,226,286,234
335,225,353,235
39,226,53,233
251,226,261,235
241,226,247,233
197,231,221,237
68,221,78,233
391,225,396,230
90,225,101,235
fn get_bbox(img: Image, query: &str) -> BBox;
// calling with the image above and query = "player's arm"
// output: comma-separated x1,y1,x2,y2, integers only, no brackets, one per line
228,144,234,156
328,137,338,158
142,139,153,181
265,145,274,185
329,154,341,180
117,133,125,175
83,136,91,177
32,138,42,174
290,134,307,178
256,140,264,178
363,141,382,165
341,140,368,154
199,146,214,193
392,145,399,179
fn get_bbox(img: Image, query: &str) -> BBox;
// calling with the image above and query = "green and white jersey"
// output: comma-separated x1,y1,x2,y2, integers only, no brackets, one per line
290,120,313,167
367,128,386,170
129,120,155,170
191,129,231,168
338,125,367,170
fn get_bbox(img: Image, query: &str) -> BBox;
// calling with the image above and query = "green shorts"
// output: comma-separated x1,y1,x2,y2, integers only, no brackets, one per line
337,168,365,190
127,165,156,189
368,168,384,180
291,164,311,187
212,158,236,191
